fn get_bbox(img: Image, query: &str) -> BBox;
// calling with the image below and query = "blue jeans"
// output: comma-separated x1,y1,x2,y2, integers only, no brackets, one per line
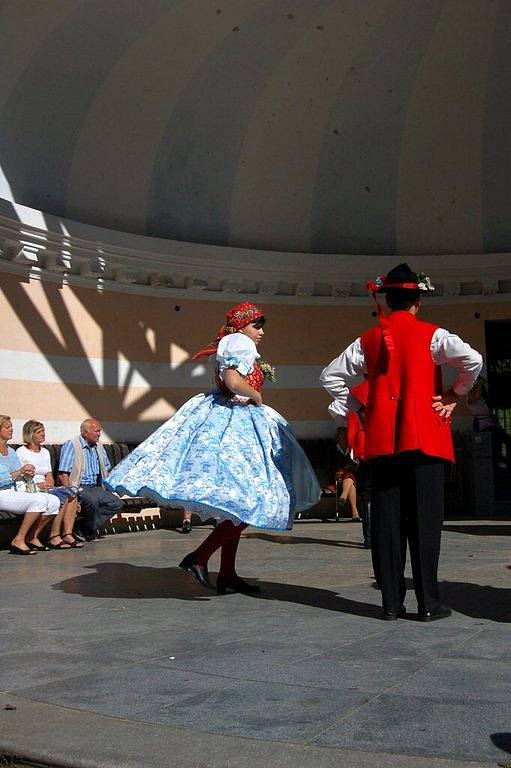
78,486,123,535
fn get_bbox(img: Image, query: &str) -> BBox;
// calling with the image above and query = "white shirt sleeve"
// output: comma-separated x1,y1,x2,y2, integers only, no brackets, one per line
431,329,483,395
216,333,259,381
320,339,367,425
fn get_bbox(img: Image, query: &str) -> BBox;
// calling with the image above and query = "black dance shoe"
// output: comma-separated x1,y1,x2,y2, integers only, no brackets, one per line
418,606,452,622
181,520,192,534
178,553,214,590
216,575,261,595
381,605,407,621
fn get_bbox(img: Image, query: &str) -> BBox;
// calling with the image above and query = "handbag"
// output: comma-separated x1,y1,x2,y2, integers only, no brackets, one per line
15,476,39,493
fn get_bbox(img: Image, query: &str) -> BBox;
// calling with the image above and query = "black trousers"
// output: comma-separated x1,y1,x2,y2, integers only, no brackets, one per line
370,452,446,614
79,486,124,535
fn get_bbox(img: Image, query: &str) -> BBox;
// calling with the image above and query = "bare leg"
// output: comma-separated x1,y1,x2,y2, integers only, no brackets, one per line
347,484,360,519
341,477,354,501
12,512,44,551
27,513,56,547
62,498,82,546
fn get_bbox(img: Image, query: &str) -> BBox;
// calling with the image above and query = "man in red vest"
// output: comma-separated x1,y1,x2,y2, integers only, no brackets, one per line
321,264,482,621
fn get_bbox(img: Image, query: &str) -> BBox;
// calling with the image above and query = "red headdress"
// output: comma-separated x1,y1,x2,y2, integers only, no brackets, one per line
192,302,265,360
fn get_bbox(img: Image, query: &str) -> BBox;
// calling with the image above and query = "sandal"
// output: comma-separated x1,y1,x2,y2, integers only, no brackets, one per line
48,535,72,550
62,532,84,548
10,544,37,555
28,541,50,551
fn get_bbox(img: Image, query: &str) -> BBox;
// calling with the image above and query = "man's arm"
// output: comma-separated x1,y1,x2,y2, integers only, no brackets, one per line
431,329,483,420
58,440,75,486
320,339,367,425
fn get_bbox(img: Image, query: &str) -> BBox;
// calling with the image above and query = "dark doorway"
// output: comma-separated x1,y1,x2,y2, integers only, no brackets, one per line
485,319,511,502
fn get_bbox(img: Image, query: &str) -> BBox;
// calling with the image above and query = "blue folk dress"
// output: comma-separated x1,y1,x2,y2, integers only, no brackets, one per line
105,333,321,530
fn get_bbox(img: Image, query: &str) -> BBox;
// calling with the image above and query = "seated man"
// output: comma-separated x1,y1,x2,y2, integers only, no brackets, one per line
58,418,123,540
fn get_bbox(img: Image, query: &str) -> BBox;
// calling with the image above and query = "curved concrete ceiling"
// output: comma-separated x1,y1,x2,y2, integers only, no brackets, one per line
0,0,510,256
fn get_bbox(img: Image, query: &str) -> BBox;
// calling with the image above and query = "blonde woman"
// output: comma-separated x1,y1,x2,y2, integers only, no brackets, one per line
0,415,60,554
16,420,82,549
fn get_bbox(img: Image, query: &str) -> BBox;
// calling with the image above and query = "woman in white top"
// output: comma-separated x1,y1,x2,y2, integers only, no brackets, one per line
17,420,82,549
0,415,59,554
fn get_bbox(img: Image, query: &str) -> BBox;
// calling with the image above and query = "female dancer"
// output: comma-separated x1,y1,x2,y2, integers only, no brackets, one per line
105,302,321,593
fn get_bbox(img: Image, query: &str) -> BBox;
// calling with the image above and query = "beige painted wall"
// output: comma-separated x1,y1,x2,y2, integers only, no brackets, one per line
0,271,503,444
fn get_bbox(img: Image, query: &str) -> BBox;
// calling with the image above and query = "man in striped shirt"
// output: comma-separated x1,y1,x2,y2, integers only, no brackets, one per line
58,418,123,540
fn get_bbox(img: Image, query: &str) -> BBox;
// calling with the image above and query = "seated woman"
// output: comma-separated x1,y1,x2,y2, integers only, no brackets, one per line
467,377,511,469
16,420,82,549
0,414,60,554
335,460,361,521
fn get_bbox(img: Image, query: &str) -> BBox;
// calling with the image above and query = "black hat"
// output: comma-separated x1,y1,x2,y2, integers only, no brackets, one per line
373,263,434,294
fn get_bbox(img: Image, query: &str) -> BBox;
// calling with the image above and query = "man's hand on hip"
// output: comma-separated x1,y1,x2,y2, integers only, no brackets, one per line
432,389,459,420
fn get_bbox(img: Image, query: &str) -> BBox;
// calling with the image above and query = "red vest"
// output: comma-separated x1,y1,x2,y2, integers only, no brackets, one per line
360,312,454,462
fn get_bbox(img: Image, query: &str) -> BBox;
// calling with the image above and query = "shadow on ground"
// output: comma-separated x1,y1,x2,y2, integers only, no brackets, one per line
51,563,511,622
491,733,511,754
243,531,364,549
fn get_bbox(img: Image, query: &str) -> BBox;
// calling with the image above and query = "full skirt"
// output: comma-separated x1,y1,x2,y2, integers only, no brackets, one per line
105,393,321,530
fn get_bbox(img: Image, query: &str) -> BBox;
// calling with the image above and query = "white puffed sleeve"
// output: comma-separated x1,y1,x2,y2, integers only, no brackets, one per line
216,333,260,381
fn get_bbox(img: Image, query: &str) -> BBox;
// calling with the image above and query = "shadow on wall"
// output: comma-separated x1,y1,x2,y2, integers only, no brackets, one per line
0,270,183,434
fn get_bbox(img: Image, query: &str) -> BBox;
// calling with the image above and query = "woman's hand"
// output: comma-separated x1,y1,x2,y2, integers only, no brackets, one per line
250,392,263,407
38,480,53,490
18,463,36,478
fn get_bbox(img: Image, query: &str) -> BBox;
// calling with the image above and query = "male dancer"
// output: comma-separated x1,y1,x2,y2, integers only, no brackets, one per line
321,264,482,621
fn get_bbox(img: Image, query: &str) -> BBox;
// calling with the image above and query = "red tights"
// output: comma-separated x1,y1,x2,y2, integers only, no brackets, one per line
193,520,248,578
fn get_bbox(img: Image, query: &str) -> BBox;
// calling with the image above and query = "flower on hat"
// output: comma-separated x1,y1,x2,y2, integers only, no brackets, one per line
417,272,435,292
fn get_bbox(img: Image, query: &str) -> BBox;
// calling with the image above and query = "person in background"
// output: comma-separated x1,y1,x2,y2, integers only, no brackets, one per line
0,415,60,554
181,509,192,534
321,264,482,622
335,461,360,521
16,420,82,549
330,381,372,546
467,376,511,469
58,419,123,541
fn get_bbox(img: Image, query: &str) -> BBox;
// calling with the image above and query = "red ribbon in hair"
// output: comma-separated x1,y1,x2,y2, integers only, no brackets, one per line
192,302,264,360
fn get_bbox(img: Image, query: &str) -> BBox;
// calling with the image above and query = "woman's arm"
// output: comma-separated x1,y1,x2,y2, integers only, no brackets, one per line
37,471,54,490
224,369,262,406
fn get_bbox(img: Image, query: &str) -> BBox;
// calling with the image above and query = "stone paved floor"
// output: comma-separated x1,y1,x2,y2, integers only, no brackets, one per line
0,519,510,768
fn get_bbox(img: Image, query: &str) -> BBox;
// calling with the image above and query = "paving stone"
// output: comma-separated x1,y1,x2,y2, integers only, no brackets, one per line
0,521,510,767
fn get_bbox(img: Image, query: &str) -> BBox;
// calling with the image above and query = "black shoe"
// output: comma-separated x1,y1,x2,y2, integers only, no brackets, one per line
10,544,37,556
84,532,101,542
73,528,87,542
179,553,214,590
216,575,261,595
418,606,452,622
336,498,348,519
381,605,406,621
181,520,192,534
